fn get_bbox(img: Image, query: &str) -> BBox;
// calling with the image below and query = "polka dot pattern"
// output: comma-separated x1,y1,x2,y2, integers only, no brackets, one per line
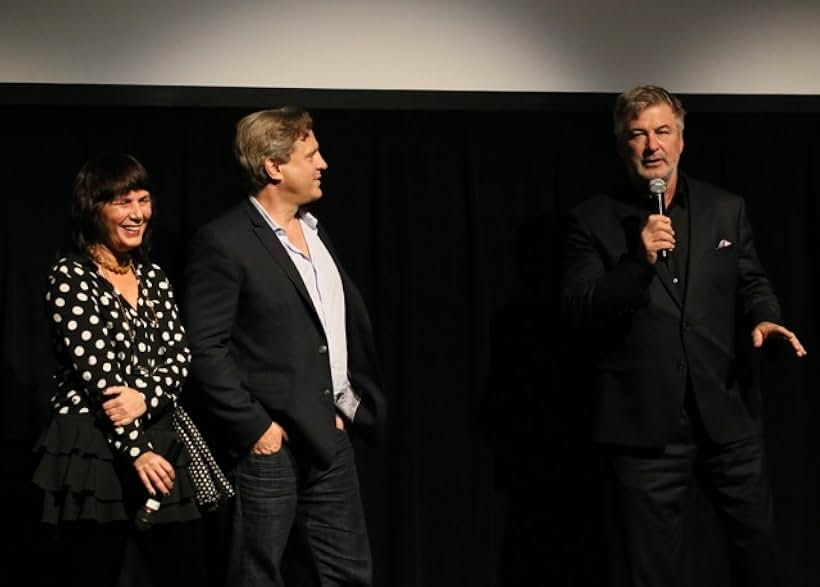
46,256,192,461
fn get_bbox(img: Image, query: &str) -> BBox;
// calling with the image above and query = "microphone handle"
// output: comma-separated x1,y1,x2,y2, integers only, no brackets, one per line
655,193,668,259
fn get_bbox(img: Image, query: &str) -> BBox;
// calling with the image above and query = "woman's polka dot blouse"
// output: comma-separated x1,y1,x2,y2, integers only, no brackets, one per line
45,257,191,461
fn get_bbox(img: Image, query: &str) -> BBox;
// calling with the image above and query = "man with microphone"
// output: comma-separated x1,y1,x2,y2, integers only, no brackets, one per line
561,85,806,586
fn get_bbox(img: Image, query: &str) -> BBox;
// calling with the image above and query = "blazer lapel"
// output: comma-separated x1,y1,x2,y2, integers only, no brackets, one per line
681,177,711,308
243,200,320,318
613,191,682,309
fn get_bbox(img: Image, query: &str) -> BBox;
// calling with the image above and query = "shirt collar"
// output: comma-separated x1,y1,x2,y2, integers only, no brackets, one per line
249,196,319,233
669,175,688,209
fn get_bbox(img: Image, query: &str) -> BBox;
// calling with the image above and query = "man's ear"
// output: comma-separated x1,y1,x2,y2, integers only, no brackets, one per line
264,158,282,181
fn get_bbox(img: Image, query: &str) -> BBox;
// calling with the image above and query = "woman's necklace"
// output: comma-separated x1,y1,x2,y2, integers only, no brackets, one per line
88,244,133,275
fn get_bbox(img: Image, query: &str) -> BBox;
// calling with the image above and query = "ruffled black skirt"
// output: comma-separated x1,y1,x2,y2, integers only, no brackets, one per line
32,412,201,526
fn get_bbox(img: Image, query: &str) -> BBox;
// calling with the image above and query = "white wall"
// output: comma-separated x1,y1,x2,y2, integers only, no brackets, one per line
2,0,819,94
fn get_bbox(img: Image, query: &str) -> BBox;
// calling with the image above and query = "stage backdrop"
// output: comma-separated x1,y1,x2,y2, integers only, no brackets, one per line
2,92,819,586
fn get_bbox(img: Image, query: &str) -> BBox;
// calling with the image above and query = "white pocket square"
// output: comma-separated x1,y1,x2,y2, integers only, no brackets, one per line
716,239,733,249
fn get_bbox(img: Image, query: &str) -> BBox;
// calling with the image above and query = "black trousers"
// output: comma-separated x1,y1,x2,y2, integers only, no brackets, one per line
603,393,779,587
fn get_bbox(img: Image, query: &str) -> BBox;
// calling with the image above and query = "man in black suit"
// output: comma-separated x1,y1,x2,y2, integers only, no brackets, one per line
561,85,806,586
184,106,386,586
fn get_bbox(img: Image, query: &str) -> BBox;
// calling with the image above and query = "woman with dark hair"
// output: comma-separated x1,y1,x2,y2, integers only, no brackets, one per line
31,153,209,586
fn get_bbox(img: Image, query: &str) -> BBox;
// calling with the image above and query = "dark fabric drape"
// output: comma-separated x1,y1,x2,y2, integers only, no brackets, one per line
3,100,818,586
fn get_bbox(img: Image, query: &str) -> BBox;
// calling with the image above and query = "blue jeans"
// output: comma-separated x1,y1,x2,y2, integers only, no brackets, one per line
228,430,372,586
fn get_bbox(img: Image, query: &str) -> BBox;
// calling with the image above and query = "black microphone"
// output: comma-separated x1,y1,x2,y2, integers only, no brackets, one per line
134,440,182,531
648,178,668,259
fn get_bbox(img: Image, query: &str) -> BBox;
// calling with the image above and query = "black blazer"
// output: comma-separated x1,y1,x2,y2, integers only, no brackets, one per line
184,199,386,469
561,174,781,447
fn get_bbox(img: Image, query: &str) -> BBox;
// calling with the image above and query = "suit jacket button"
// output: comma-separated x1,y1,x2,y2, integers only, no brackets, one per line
318,344,328,354
322,388,332,397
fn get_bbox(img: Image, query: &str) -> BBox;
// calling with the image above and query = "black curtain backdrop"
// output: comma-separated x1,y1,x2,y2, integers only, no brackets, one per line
2,89,819,586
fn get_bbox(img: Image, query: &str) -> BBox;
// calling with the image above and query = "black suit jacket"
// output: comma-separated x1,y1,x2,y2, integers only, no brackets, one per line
184,199,386,469
561,174,781,447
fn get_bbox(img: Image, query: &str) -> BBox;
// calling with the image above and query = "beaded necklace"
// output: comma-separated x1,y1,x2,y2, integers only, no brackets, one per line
88,244,134,275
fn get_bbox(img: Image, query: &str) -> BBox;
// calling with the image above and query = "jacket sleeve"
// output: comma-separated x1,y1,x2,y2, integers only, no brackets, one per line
560,208,655,328
183,227,272,451
734,198,782,326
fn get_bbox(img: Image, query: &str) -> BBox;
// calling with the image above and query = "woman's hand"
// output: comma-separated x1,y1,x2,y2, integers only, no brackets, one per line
102,386,147,426
133,451,175,496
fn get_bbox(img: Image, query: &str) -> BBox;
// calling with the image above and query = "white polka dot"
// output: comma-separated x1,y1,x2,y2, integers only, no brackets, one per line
129,430,138,440
89,315,100,324
67,320,78,330
55,297,66,307
81,330,92,341
77,292,88,302
129,447,141,457
88,355,97,366
53,313,62,323
151,397,159,407
82,371,91,381
58,283,70,293
95,339,105,349
74,346,85,357
97,379,107,389
102,363,111,372
71,306,83,315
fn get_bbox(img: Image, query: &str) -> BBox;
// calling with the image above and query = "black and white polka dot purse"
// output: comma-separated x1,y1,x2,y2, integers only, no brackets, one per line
173,406,235,512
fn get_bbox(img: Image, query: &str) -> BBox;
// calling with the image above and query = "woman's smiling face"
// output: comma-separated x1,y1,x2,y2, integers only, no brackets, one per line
98,189,152,253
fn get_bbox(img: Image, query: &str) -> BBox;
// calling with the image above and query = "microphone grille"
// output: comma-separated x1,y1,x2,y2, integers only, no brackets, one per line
649,178,666,195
